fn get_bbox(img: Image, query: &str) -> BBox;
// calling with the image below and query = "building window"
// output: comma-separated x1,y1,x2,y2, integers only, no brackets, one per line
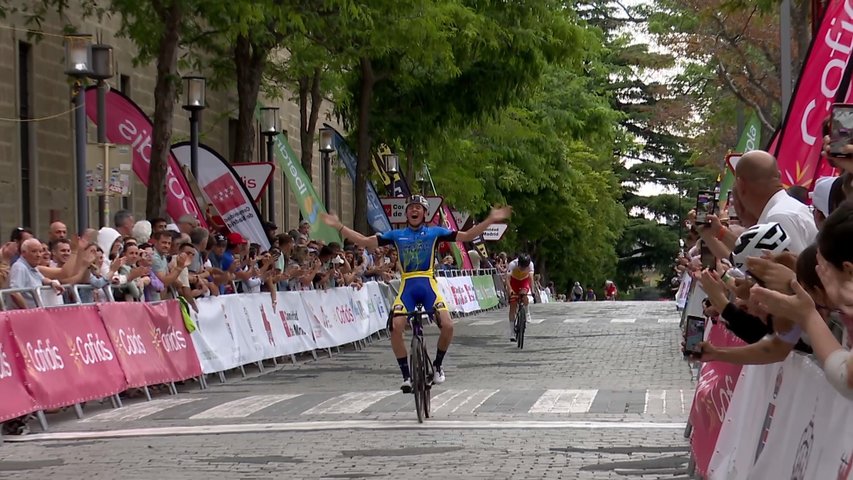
18,41,32,228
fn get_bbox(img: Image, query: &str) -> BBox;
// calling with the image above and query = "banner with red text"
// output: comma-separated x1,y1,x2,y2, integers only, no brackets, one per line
145,302,203,381
772,0,852,187
6,306,127,410
708,354,853,480
98,303,180,388
84,88,207,226
688,322,746,477
0,315,37,422
300,288,368,349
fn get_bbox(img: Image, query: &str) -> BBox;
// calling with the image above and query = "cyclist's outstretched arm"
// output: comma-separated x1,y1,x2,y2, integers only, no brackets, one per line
457,206,512,243
321,213,379,249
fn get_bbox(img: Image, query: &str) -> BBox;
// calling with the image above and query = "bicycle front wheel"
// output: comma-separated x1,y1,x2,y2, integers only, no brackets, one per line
517,305,527,349
411,336,425,423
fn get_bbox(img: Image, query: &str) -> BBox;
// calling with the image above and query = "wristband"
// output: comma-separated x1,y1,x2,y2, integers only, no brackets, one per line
716,227,727,241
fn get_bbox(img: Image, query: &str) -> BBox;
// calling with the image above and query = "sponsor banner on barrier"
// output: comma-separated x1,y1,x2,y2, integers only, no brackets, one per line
222,295,268,365
270,292,318,356
192,298,242,374
436,277,460,313
471,275,499,309
689,322,745,477
708,354,853,480
366,282,391,333
5,305,127,410
452,277,480,313
98,303,183,387
301,288,367,349
0,314,38,422
144,301,202,380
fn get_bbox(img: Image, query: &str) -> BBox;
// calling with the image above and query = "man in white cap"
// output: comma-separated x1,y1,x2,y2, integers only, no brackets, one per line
811,176,844,229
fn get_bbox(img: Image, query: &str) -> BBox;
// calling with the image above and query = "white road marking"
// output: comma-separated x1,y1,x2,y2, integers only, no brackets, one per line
190,394,301,419
529,390,598,414
5,420,689,442
430,389,470,412
563,318,590,323
81,398,201,423
301,391,397,415
527,318,546,324
658,318,681,323
470,319,502,326
644,390,667,415
450,389,499,414
610,318,636,323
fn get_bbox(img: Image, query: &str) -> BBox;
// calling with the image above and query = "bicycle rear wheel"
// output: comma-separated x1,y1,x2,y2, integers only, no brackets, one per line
517,305,527,349
411,336,425,423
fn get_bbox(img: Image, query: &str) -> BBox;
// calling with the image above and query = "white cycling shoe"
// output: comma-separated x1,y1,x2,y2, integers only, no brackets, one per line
433,367,446,385
400,378,413,393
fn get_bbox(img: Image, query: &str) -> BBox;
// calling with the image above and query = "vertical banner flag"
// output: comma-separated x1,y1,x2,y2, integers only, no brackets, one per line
371,153,411,197
263,120,341,244
719,112,761,212
324,124,393,234
772,0,853,188
172,143,270,250
84,87,207,226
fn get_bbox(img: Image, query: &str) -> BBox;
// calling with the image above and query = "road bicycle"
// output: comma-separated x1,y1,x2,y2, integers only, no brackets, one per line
514,299,528,349
408,304,435,423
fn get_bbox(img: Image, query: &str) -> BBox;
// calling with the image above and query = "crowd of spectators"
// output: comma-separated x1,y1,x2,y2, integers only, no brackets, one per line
0,214,434,313
673,144,852,400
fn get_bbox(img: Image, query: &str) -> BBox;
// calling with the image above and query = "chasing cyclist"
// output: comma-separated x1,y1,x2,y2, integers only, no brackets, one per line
321,196,511,393
506,254,534,342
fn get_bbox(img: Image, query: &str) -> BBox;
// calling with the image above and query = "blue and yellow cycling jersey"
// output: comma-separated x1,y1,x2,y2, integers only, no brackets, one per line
377,226,457,275
378,225,458,314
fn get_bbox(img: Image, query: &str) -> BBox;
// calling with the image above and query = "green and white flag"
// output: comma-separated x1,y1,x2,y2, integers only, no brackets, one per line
719,112,761,209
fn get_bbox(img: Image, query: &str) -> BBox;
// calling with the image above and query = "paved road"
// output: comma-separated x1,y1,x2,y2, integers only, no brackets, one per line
0,301,695,479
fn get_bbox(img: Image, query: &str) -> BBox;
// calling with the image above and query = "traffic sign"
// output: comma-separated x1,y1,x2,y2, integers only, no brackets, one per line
481,223,509,241
380,196,443,224
451,210,470,228
233,163,275,202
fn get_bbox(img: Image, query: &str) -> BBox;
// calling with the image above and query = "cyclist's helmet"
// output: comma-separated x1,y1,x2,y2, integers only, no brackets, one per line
406,195,430,211
731,222,790,270
517,254,531,268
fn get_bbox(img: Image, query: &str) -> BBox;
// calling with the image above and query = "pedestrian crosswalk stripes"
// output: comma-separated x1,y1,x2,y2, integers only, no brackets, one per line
81,397,201,423
77,388,693,424
529,390,598,414
189,394,302,419
562,318,590,323
527,318,546,324
470,319,502,325
301,391,398,415
610,318,636,323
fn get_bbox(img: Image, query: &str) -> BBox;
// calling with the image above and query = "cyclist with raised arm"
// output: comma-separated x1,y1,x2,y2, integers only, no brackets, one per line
506,254,534,342
322,196,511,392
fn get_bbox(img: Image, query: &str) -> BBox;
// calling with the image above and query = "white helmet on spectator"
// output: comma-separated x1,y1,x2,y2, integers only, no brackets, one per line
731,222,790,270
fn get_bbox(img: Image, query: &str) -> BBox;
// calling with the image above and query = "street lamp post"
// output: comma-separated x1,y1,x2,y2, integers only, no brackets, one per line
415,164,429,194
319,127,335,210
182,76,206,180
65,33,92,234
382,153,400,196
260,107,280,222
90,43,113,228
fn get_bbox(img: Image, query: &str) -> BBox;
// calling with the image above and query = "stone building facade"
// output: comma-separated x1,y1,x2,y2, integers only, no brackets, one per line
0,7,354,240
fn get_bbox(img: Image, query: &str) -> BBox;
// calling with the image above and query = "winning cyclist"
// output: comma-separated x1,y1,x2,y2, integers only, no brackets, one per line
322,196,512,392
506,254,534,342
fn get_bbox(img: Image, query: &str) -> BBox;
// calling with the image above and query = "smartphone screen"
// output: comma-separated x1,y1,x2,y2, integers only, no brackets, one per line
830,103,853,157
684,315,706,355
695,191,715,224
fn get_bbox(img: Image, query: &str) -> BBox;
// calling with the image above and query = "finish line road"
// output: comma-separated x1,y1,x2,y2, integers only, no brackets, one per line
0,301,695,479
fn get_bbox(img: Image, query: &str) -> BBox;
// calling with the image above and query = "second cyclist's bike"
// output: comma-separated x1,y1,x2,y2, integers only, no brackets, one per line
514,299,528,349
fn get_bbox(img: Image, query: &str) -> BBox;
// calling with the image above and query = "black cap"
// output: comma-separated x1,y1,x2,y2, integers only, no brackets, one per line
214,233,227,244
